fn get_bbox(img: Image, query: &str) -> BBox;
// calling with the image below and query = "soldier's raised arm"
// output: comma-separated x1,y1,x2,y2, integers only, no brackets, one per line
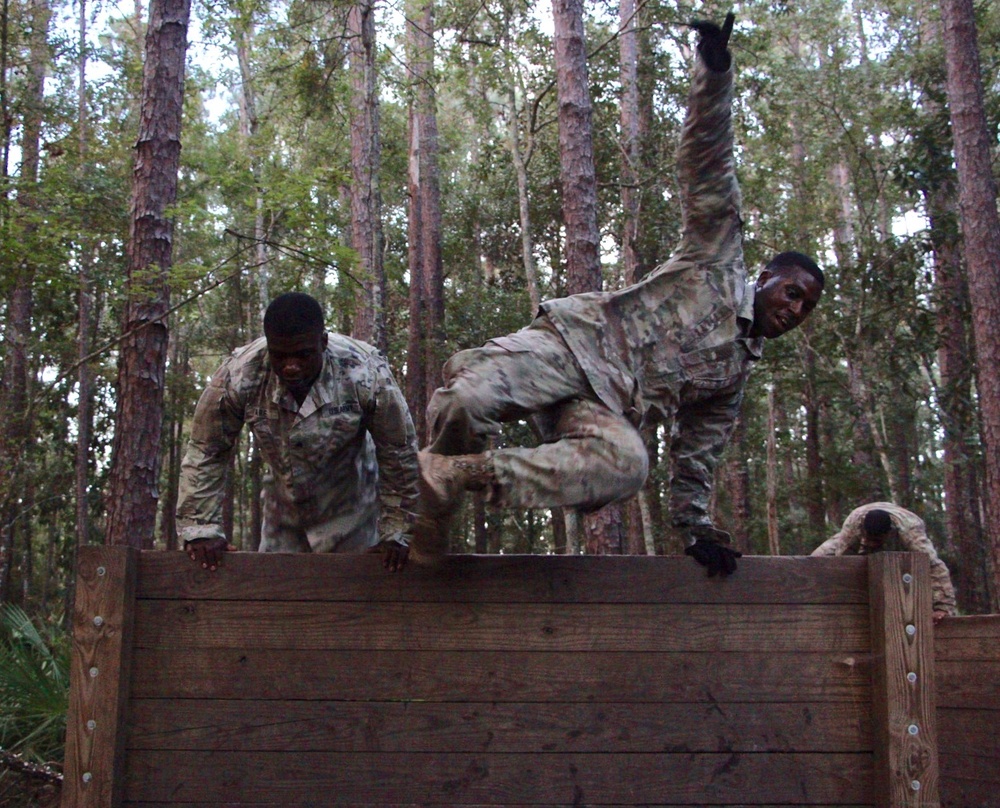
675,12,740,263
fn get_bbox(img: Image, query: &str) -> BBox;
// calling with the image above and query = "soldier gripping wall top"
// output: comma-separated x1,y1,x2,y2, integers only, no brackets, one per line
414,13,824,575
176,292,420,572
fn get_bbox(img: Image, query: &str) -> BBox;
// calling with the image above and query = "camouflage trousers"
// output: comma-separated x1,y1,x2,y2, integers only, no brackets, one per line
426,320,648,511
258,482,378,554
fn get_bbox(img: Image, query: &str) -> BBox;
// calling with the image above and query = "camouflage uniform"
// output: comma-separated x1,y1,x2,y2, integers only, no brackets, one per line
177,334,419,553
427,59,761,530
811,502,958,615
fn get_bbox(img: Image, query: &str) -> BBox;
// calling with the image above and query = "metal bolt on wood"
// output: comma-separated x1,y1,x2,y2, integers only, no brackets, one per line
908,724,919,735
82,772,92,783
97,566,106,576
93,615,104,627
903,573,913,584
89,667,98,677
86,719,96,731
911,780,921,791
905,624,916,636
907,671,917,683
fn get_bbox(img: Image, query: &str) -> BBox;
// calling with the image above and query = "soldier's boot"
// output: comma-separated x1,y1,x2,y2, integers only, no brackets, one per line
410,451,494,566
418,450,494,516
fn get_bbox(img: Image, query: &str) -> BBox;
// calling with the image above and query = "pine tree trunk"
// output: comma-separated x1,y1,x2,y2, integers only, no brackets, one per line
104,0,191,548
553,0,624,552
234,14,269,320
923,152,989,612
618,0,640,287
553,0,600,297
405,0,442,442
506,83,540,313
940,0,1000,610
348,0,385,351
0,0,50,602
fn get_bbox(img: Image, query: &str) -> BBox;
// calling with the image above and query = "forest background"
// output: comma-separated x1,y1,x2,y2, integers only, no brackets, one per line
0,0,998,784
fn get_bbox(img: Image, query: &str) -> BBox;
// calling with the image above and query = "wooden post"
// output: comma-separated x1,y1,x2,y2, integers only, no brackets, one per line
61,546,139,808
868,551,940,807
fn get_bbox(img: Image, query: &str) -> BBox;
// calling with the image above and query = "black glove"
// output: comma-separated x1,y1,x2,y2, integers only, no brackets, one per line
683,525,742,577
689,11,735,72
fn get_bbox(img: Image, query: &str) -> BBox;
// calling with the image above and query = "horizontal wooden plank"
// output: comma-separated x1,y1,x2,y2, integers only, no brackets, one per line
127,699,871,754
133,600,870,653
129,648,872,703
123,804,873,808
934,660,1000,707
937,708,1000,758
934,636,1000,662
935,614,1000,640
939,752,1000,808
122,751,872,804
138,551,869,604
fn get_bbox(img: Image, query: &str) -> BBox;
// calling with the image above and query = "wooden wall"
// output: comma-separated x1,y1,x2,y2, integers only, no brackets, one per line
62,548,952,807
935,614,1000,808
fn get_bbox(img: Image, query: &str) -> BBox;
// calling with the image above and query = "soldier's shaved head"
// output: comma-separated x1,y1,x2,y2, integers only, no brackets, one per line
264,292,325,338
765,251,824,289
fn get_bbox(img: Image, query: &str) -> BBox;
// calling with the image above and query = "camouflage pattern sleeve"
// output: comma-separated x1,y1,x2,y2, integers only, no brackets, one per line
365,355,419,546
810,532,855,556
674,58,740,263
175,357,247,545
669,387,743,537
897,519,959,615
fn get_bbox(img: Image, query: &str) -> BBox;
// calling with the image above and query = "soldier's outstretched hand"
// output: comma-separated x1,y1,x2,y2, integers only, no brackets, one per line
369,538,410,573
689,11,735,72
683,524,742,577
185,537,235,572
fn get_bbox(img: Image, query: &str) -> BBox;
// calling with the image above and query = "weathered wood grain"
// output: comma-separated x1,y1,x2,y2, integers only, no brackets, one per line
937,708,1000,758
133,600,870,653
121,750,873,804
938,753,1000,808
934,660,1000,706
126,698,872,753
61,546,139,808
123,804,873,807
138,550,869,604
868,552,939,807
128,648,873,702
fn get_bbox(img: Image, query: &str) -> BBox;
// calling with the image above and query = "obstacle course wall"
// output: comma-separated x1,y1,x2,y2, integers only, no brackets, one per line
61,546,987,807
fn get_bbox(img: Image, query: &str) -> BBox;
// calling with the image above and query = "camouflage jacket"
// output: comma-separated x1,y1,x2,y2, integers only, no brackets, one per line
176,334,419,552
811,502,958,615
540,60,761,529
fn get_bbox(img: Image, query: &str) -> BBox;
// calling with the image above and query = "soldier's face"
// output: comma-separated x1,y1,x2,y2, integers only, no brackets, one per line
859,529,889,555
750,266,823,339
266,330,328,395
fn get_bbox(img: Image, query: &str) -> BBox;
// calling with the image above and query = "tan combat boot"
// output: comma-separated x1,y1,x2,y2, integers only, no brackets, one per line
410,451,494,566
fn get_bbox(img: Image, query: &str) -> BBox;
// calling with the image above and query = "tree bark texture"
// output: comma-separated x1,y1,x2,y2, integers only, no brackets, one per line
940,0,1000,610
348,0,386,352
104,0,191,548
618,0,640,287
552,0,626,551
405,0,443,442
553,0,601,296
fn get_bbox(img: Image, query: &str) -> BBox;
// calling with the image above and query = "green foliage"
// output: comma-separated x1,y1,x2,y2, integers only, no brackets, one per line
0,606,69,765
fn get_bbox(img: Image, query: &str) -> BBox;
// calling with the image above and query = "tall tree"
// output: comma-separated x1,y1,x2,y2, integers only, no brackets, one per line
552,0,623,553
939,0,1000,610
553,0,600,297
348,0,385,351
104,0,191,548
0,0,51,602
405,0,444,442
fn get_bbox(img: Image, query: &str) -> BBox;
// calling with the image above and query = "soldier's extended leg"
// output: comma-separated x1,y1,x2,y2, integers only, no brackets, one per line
413,323,648,562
